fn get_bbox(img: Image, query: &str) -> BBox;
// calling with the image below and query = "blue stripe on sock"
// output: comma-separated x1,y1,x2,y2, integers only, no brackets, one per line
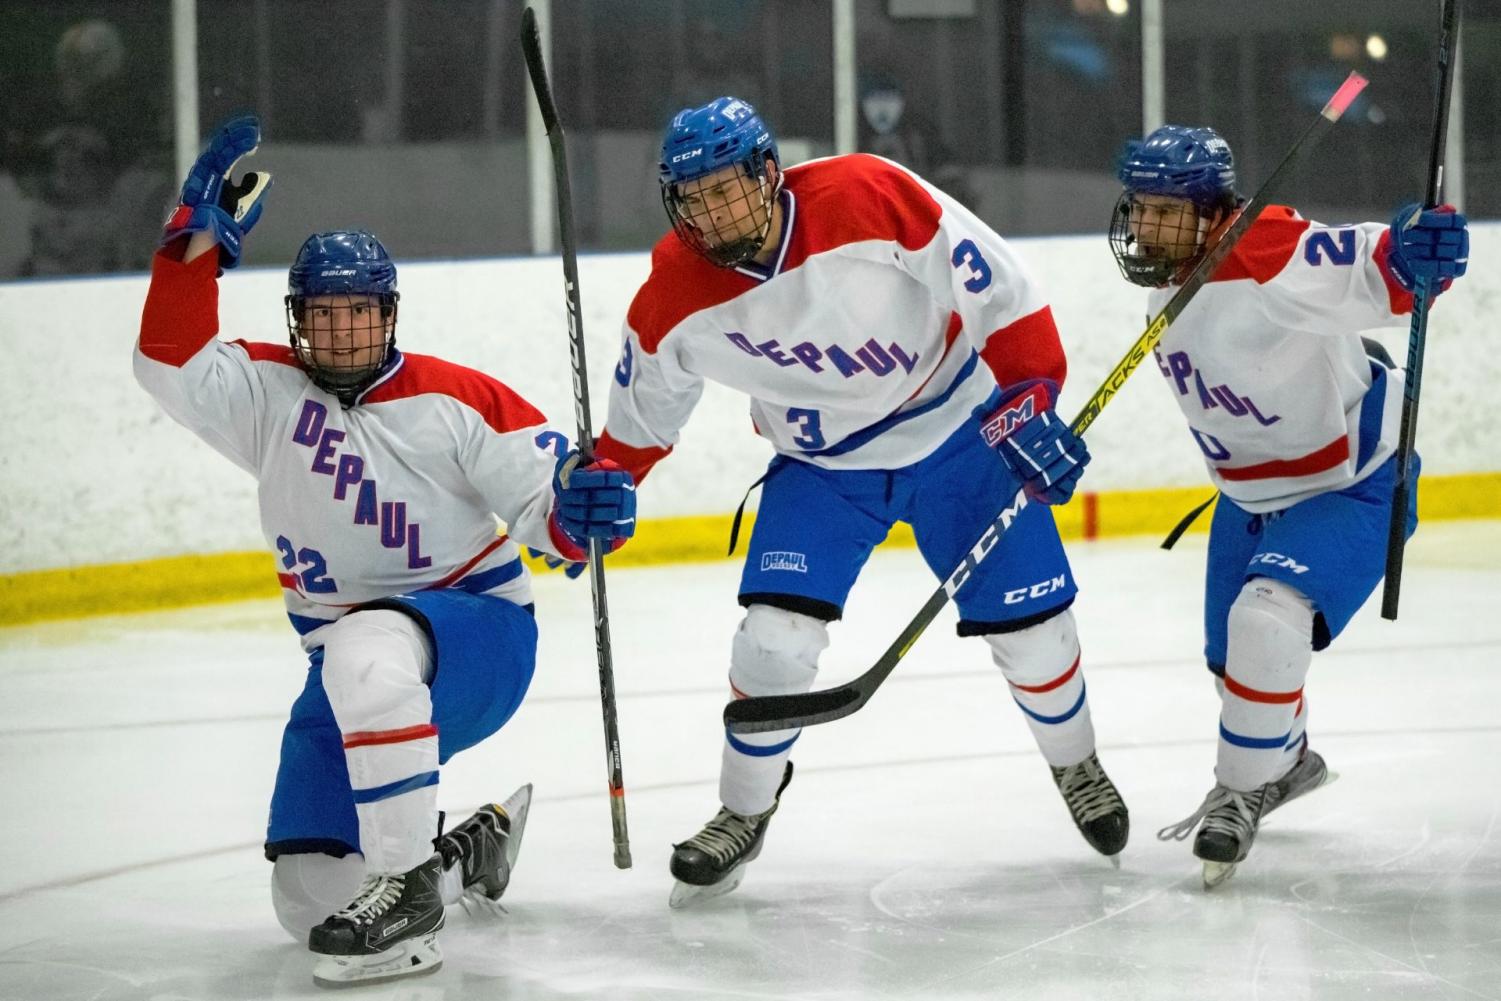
1219,721,1292,750
352,770,439,805
725,728,801,758
1012,682,1087,725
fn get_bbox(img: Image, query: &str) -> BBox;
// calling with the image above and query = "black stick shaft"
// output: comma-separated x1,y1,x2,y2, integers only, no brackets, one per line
726,71,1369,736
1382,0,1460,621
521,6,632,869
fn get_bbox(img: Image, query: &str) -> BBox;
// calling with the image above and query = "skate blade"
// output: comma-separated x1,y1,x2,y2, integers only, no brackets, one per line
1202,860,1239,889
1106,852,1122,870
668,866,746,910
499,783,533,870
312,932,442,988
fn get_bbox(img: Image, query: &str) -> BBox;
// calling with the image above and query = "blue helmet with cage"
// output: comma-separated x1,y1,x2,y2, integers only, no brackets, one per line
658,96,783,267
1109,125,1239,287
284,231,400,403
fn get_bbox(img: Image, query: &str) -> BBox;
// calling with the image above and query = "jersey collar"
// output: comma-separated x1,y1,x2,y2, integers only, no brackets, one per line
733,188,796,283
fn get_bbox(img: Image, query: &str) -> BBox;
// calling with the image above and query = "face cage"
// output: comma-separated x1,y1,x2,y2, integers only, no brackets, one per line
284,293,399,403
1107,191,1210,288
662,153,780,268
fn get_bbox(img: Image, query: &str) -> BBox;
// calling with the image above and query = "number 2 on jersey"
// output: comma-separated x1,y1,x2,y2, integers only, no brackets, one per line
277,535,338,594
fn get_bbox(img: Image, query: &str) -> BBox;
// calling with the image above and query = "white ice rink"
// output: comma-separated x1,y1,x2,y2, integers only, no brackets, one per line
2,522,1498,1001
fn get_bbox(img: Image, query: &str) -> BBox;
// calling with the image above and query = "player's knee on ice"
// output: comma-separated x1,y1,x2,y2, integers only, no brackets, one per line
728,604,829,697
272,851,365,942
983,608,1079,683
1225,578,1314,692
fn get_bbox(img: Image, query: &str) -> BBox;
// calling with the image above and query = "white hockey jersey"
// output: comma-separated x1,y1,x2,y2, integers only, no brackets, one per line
1147,205,1421,513
596,154,1068,480
135,249,571,646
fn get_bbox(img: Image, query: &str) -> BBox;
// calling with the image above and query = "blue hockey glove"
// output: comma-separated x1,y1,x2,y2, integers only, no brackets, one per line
526,547,588,579
550,450,637,556
161,114,272,270
1385,203,1468,290
978,384,1090,505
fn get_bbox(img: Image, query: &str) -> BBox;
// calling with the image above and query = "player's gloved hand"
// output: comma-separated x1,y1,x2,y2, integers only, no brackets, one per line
161,114,272,270
547,450,637,561
978,383,1089,505
1385,203,1468,290
526,547,588,579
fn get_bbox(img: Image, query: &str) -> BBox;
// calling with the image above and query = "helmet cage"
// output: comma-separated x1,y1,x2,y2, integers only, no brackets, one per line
662,148,781,268
1108,192,1214,288
285,292,399,402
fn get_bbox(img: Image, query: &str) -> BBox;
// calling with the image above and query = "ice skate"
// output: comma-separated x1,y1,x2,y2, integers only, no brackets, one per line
437,783,532,911
1157,783,1269,889
1263,744,1330,817
669,763,792,909
309,854,445,988
1050,751,1130,863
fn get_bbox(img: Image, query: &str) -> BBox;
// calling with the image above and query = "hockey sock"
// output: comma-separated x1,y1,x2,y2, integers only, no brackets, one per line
1217,578,1314,791
986,608,1095,768
720,605,827,816
321,609,442,874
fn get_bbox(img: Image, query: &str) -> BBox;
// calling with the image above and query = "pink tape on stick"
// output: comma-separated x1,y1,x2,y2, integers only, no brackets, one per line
1323,72,1369,120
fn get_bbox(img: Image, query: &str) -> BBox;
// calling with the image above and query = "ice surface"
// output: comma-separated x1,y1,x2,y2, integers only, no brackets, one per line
2,523,1498,1000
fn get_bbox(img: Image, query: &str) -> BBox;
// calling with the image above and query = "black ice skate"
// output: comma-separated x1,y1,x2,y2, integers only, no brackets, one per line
1263,744,1330,817
437,783,533,910
1050,751,1130,863
309,853,445,988
1156,783,1269,889
669,762,793,909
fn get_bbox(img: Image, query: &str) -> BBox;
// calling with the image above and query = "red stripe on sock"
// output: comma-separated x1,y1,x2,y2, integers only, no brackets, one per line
1223,673,1303,705
342,723,439,749
1010,654,1080,694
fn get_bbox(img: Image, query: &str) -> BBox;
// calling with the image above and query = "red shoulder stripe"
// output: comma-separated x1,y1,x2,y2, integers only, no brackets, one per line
361,353,546,434
137,249,221,367
229,340,302,367
978,304,1067,394
777,154,943,272
1209,205,1309,285
628,237,756,355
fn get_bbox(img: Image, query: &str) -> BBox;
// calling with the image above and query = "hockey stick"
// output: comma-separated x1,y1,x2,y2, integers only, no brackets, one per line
1381,0,1461,621
520,7,632,869
726,71,1369,736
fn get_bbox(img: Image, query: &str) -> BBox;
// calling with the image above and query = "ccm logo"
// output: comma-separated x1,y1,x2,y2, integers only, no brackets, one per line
671,148,703,163
1250,552,1309,574
1004,574,1068,605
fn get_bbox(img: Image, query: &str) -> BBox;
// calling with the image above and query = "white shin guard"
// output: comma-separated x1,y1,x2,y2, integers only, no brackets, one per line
319,609,440,875
271,852,367,943
985,609,1095,768
720,605,828,816
1217,577,1314,791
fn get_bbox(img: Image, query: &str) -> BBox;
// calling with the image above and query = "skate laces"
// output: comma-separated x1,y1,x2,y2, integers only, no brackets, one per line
681,807,763,863
1156,785,1264,842
334,872,404,925
1054,755,1124,823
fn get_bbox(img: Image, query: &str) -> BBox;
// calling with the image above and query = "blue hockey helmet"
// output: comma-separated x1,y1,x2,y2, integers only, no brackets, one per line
285,231,400,404
658,96,783,267
1115,125,1236,209
1109,125,1239,287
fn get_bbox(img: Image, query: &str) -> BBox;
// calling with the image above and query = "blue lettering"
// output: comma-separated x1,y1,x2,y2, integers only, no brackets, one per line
726,332,761,356
353,481,379,525
1167,351,1192,396
889,344,919,374
1304,229,1357,267
614,339,634,387
857,340,896,376
1194,370,1216,409
334,454,364,500
1210,385,1248,417
311,428,345,475
380,501,408,549
292,399,327,446
1245,398,1282,426
826,345,866,378
755,339,799,367
406,523,432,569
789,342,825,372
951,238,994,292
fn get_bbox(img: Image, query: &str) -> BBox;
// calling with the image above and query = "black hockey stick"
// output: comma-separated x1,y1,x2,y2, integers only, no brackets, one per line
1381,0,1461,621
520,7,632,869
726,71,1369,735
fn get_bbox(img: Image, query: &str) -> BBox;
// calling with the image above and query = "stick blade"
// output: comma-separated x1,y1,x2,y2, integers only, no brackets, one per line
723,687,865,734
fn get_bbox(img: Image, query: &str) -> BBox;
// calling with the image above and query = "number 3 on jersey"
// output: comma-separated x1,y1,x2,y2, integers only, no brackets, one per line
787,407,825,449
951,239,993,292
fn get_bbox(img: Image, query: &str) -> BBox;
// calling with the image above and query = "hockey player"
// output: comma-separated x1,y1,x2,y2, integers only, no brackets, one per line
1108,125,1469,886
135,117,637,985
594,96,1129,906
